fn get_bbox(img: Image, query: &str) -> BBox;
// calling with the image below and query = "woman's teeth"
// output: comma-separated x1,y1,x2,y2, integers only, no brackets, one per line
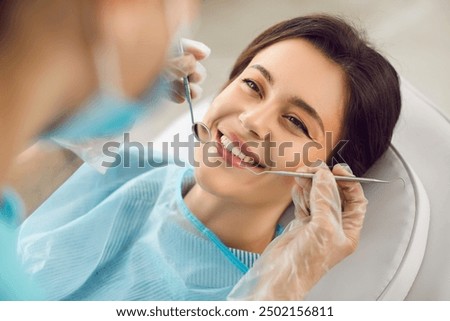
220,134,256,166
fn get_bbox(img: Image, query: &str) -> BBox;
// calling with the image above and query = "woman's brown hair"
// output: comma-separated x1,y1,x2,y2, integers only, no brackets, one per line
226,15,401,176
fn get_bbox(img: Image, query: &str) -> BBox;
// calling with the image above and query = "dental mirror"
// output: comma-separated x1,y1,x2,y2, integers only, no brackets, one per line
192,122,211,143
178,40,212,143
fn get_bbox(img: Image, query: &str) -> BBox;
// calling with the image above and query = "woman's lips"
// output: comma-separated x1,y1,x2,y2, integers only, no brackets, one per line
227,132,265,167
215,130,266,171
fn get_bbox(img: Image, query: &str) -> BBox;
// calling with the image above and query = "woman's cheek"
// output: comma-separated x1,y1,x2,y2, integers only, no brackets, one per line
201,99,228,127
273,142,304,170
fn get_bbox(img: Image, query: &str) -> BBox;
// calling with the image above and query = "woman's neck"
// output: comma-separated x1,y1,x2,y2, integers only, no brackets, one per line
184,183,288,254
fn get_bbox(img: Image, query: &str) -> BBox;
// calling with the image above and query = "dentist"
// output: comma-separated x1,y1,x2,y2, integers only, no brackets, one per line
0,0,207,299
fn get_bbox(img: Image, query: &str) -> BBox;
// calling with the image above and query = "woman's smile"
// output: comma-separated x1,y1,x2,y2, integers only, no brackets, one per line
215,130,267,171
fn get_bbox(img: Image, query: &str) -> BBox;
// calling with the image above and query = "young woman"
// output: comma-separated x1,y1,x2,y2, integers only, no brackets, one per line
17,15,401,300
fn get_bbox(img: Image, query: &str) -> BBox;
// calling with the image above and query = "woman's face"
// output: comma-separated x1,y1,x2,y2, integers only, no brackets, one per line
194,39,347,208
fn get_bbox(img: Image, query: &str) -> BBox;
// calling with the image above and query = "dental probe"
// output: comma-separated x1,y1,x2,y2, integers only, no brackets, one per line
247,169,396,184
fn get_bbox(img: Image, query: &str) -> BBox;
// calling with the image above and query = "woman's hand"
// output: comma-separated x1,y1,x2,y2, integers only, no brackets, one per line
227,163,367,300
164,38,211,103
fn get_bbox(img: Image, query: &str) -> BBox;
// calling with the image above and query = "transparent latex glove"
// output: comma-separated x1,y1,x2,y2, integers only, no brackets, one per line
227,163,368,300
164,38,211,103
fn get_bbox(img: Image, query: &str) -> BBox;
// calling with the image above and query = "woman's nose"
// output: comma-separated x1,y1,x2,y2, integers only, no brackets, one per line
238,106,273,140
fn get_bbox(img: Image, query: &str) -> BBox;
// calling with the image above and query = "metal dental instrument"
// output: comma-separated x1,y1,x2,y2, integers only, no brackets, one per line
178,40,212,143
246,168,398,184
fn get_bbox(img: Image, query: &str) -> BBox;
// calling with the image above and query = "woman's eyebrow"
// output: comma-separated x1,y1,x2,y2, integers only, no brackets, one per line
250,64,273,85
288,96,325,134
250,63,325,134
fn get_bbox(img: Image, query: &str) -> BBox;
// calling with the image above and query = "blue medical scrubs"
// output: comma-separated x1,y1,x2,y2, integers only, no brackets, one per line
0,190,42,300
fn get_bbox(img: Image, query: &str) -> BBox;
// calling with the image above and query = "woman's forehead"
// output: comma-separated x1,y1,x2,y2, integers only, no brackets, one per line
249,39,345,93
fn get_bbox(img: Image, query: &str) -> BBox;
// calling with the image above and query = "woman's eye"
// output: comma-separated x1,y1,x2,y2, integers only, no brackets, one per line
283,115,311,138
242,78,262,97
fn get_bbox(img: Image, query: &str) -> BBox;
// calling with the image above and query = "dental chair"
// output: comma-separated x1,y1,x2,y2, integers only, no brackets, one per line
150,78,450,300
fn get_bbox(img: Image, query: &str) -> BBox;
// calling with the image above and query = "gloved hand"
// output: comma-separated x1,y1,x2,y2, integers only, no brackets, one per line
164,38,211,103
227,163,368,300
46,40,210,174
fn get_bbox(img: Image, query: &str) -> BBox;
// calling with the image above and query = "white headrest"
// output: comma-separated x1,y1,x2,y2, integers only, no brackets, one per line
306,146,429,300
392,79,450,299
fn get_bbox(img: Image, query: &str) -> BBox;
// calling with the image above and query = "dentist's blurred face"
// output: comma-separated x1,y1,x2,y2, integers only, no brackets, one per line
194,39,347,208
96,0,200,98
35,0,200,141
